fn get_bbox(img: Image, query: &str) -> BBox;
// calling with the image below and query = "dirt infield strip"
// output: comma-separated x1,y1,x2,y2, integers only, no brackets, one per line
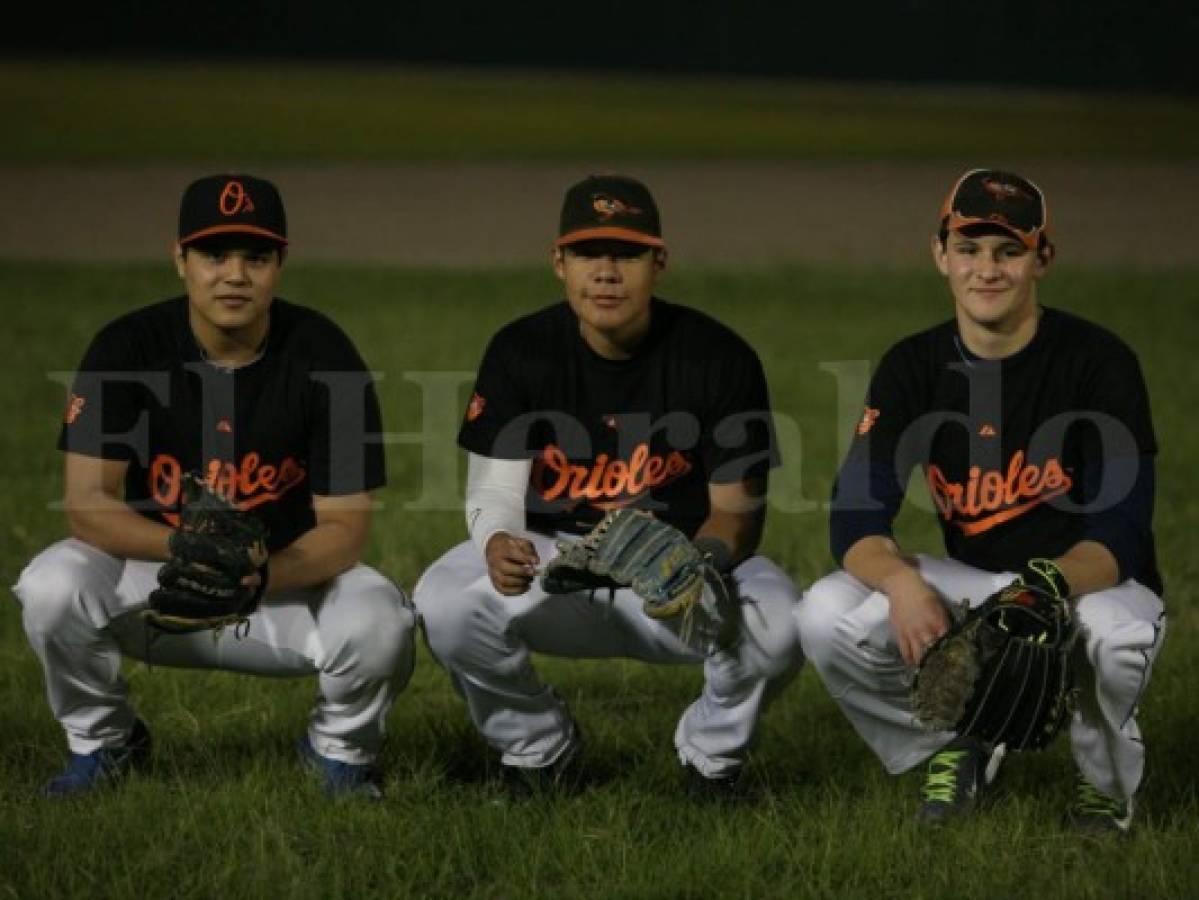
1,162,1196,268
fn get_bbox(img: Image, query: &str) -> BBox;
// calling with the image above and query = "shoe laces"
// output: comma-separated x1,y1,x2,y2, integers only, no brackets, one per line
1074,778,1126,817
920,749,969,803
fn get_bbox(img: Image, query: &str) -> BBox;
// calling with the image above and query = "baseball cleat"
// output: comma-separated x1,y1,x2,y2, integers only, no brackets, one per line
297,736,383,801
1067,775,1133,836
915,737,1004,824
42,718,152,798
500,732,583,798
681,763,744,804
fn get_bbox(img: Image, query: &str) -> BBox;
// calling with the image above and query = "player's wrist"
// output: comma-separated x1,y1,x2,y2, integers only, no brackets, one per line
879,566,932,602
481,529,507,551
251,559,270,603
692,536,734,573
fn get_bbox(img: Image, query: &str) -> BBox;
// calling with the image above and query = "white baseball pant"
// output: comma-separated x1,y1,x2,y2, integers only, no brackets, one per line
14,538,417,765
796,554,1166,801
413,534,803,778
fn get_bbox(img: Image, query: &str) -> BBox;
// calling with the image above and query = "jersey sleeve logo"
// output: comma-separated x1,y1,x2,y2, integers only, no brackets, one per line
926,451,1073,536
63,394,86,425
856,407,880,436
466,393,486,422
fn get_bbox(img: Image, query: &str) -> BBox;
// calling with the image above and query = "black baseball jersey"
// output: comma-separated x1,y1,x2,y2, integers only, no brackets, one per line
831,306,1162,595
459,299,779,538
60,297,385,552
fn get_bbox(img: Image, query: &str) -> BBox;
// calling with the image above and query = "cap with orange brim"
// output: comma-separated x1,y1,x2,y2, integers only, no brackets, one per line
556,173,664,249
939,168,1049,250
178,174,288,247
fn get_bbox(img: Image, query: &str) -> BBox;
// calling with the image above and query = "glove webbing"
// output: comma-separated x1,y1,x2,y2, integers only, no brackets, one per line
958,602,1072,750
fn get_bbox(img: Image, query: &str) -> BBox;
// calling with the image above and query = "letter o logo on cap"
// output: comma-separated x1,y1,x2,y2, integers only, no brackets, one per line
218,180,255,216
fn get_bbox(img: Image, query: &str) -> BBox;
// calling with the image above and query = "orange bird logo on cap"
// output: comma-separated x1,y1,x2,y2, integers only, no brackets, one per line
592,195,643,221
982,178,1031,203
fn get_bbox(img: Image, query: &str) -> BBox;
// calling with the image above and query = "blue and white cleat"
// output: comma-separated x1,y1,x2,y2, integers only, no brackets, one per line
42,719,152,798
297,736,383,801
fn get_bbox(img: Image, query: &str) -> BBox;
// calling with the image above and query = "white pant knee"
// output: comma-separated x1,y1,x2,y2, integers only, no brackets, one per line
734,559,805,682
14,541,115,637
795,570,870,673
317,570,416,683
413,585,474,661
1085,623,1159,717
1074,582,1165,715
412,543,514,672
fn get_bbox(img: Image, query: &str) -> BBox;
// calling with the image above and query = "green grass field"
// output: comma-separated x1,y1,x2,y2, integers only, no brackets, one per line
2,261,1197,899
3,60,1198,162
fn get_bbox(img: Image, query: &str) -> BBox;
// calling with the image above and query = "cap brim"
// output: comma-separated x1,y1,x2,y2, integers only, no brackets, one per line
555,227,664,248
179,224,289,246
945,212,1039,250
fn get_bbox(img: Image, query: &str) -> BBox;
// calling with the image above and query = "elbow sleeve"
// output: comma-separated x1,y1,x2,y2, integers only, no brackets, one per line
465,453,531,554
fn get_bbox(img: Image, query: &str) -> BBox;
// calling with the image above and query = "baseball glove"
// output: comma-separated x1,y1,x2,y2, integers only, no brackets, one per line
145,473,269,634
540,509,733,640
911,560,1077,752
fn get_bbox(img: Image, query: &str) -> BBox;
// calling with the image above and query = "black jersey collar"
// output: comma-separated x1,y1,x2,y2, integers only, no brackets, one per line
953,305,1057,368
173,295,279,371
568,296,671,366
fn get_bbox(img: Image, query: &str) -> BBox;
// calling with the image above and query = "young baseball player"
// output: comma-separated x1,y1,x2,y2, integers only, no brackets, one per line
413,174,803,790
796,169,1165,833
14,174,415,799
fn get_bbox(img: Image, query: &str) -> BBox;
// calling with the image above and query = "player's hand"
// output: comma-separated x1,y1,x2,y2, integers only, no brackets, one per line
485,532,540,596
882,569,950,667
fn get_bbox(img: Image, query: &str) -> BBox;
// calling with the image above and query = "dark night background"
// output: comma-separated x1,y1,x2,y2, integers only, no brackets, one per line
9,0,1196,94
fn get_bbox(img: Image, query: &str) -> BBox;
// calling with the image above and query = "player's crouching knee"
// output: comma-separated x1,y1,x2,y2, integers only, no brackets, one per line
13,553,100,637
412,578,499,670
756,632,804,685
794,573,861,674
728,560,804,679
738,600,804,683
1086,623,1159,698
321,573,416,683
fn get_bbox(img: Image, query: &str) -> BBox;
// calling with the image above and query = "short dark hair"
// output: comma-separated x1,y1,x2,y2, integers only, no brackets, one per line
181,235,286,261
938,218,1053,261
558,239,662,262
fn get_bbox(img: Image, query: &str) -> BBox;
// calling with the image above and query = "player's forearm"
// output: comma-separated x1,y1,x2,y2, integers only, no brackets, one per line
65,495,172,562
465,453,532,554
842,535,925,596
265,521,366,595
1046,541,1119,599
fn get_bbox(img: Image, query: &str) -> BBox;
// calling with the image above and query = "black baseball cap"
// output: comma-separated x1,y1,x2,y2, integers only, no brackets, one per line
178,174,288,247
556,174,664,249
939,168,1049,250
